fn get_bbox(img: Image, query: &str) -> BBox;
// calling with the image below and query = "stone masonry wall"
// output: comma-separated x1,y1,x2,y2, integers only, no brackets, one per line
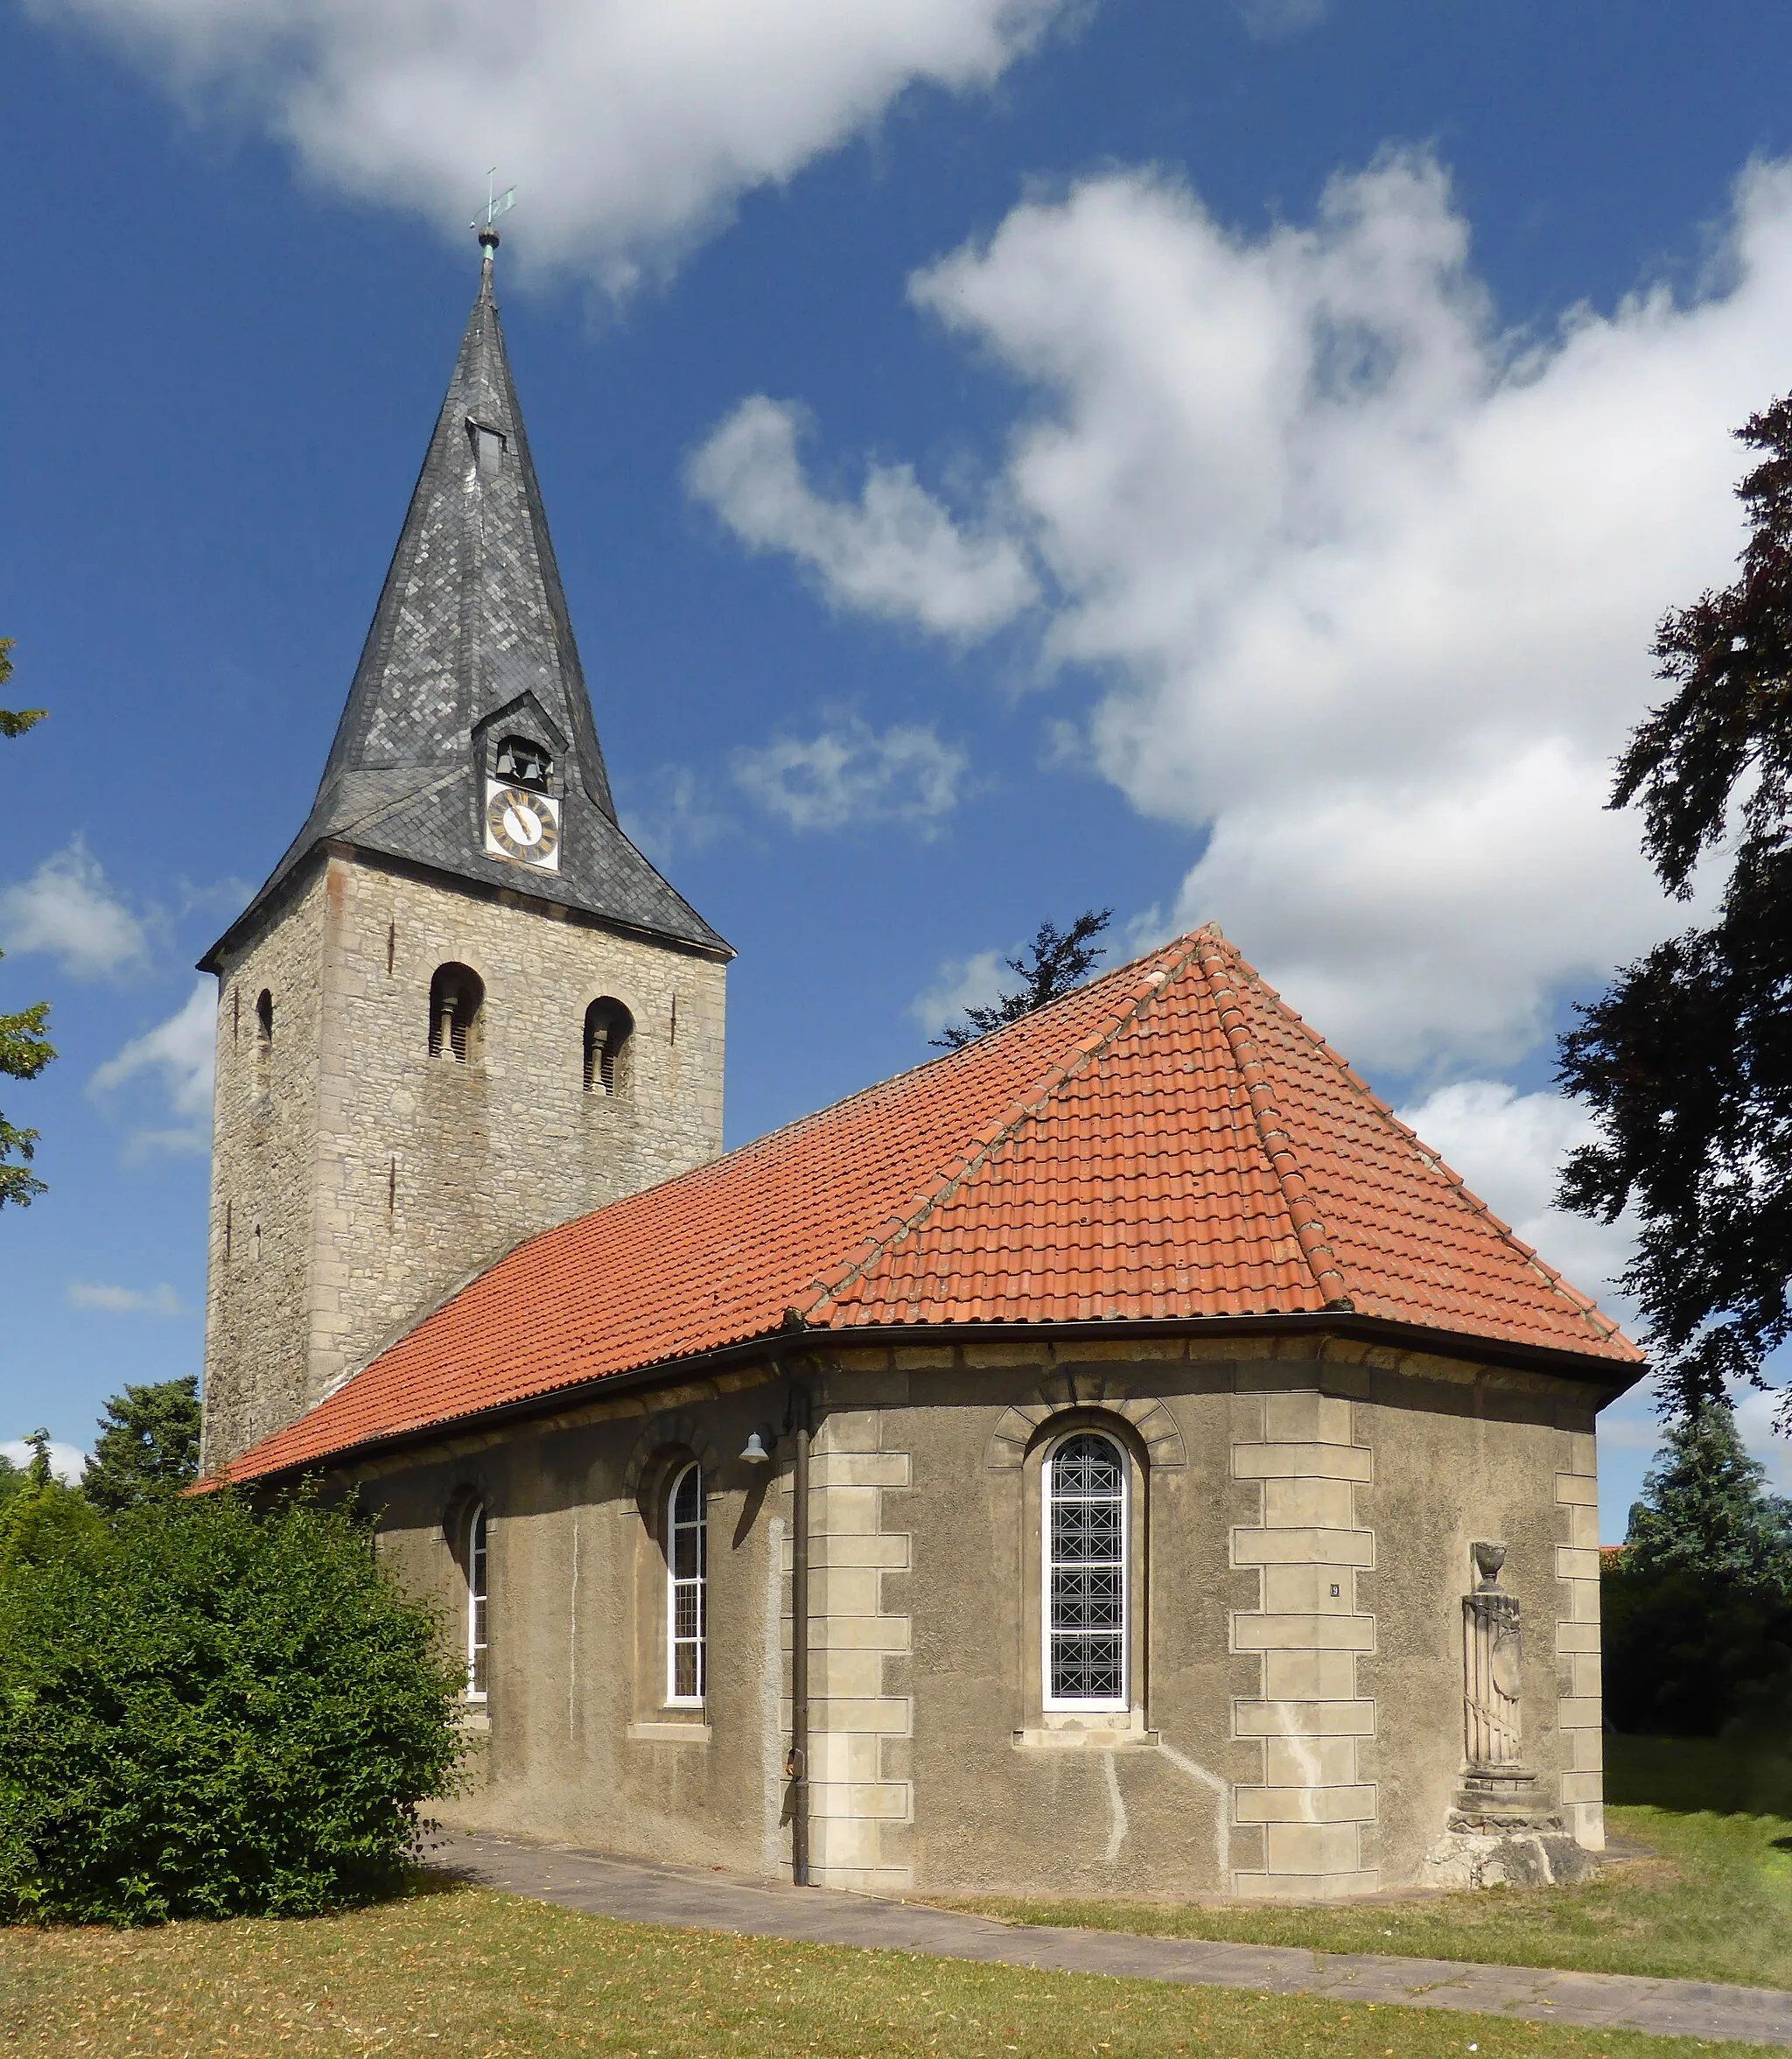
203,851,727,1467
202,868,328,1468
1228,1385,1379,1897
1555,1432,1605,1850
790,1399,914,1894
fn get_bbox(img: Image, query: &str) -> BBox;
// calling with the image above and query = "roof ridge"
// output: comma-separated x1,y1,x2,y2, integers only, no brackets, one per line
1218,945,1627,1348
1190,929,1354,1313
796,932,1208,1322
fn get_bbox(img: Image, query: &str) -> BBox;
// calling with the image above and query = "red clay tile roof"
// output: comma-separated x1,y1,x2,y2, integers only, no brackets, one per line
215,926,1641,1485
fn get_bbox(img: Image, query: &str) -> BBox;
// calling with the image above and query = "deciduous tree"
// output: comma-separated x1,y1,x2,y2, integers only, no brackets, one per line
0,639,53,1209
1558,396,1792,1418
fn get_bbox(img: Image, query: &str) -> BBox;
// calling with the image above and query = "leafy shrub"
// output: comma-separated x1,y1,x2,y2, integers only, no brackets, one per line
0,1486,464,1924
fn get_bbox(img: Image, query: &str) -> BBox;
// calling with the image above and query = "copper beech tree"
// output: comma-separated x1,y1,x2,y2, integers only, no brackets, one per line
1560,396,1792,1422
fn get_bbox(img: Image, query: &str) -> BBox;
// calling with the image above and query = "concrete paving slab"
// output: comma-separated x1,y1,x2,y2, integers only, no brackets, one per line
430,1830,1792,2048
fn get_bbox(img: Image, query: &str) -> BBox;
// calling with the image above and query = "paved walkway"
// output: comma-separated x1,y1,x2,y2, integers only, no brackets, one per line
431,1831,1792,2048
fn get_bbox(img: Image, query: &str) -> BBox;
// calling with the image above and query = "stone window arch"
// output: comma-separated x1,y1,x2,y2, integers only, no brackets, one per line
254,988,273,1086
584,998,634,1097
430,963,485,1061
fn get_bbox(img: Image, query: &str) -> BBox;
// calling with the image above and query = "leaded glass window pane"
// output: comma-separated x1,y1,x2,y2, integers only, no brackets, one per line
466,1504,488,1701
667,1462,706,1705
1045,1433,1127,1709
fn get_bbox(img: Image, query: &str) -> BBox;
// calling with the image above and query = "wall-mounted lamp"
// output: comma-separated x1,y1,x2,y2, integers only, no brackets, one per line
739,1425,777,1465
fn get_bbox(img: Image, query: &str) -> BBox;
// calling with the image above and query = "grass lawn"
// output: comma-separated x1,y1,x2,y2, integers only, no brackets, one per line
922,1737,1792,1991
0,1879,1773,2059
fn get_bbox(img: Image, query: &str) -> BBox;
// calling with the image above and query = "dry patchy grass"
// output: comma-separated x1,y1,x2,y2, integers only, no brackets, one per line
0,1882,1767,2059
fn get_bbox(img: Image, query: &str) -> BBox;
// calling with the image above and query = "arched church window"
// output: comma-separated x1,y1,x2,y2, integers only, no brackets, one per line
255,989,273,1086
430,963,484,1061
1043,1431,1129,1712
584,998,634,1097
465,1502,488,1702
494,735,552,791
666,1462,705,1705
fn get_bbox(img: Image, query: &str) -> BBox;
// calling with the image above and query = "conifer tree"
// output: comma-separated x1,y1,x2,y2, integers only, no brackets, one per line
932,909,1114,1050
1558,395,1792,1418
81,1377,201,1513
1625,1400,1792,1591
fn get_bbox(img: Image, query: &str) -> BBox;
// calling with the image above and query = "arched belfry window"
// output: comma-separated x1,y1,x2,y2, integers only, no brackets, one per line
494,735,552,790
666,1462,706,1705
255,989,273,1086
430,963,484,1061
584,998,634,1097
1043,1431,1128,1712
465,1502,488,1702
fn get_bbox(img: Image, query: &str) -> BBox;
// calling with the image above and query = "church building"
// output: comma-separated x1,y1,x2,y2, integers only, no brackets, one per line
201,237,1643,1903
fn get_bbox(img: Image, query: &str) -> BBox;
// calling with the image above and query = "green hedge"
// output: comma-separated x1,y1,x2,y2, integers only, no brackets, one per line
0,1488,464,1924
1603,1558,1792,1738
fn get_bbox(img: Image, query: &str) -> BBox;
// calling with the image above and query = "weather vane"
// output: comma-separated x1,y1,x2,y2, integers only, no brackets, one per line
472,170,516,245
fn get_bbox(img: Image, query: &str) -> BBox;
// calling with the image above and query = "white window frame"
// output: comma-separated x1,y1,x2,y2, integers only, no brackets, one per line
465,1502,488,1703
665,1461,706,1707
1041,1430,1130,1713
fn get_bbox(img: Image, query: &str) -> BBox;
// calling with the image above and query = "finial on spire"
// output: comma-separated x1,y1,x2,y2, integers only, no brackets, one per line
472,170,516,259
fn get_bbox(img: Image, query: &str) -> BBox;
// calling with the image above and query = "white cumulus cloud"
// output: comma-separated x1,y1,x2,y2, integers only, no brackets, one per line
88,982,216,1158
28,0,1076,287
66,1280,187,1317
708,151,1792,1075
0,841,148,978
733,718,968,833
689,397,1040,639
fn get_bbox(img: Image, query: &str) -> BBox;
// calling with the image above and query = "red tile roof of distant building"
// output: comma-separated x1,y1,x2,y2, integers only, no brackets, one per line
212,925,1642,1486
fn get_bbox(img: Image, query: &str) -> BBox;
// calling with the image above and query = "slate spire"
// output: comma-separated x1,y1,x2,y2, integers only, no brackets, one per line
206,236,726,963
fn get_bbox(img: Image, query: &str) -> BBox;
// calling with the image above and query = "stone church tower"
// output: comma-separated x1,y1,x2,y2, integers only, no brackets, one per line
199,236,730,1470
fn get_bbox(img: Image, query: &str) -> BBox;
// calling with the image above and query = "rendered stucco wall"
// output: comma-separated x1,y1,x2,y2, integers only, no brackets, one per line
203,849,726,1467
340,1333,1614,1901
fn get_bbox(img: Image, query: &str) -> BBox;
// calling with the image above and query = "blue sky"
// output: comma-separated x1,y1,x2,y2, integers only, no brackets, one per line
4,0,1790,1525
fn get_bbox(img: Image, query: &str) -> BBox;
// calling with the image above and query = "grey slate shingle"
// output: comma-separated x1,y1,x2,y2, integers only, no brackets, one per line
203,247,729,969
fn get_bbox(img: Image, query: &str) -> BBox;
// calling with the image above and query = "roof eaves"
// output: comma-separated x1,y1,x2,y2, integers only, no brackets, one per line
204,1305,1642,1493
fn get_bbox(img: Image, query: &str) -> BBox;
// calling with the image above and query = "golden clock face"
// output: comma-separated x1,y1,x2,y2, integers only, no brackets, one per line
484,781,562,870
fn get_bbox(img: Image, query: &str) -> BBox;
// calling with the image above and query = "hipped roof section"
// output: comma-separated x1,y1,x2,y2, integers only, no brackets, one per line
213,926,1641,1485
